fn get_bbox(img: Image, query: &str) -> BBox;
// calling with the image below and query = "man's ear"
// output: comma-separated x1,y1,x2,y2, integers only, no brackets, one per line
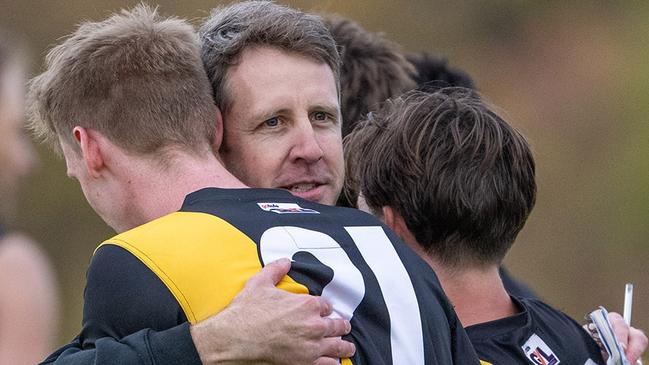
382,206,418,246
73,126,104,179
382,206,398,232
211,107,224,152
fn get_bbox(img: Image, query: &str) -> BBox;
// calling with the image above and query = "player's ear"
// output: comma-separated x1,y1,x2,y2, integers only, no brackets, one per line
73,126,105,179
382,206,418,246
211,107,224,152
381,206,402,233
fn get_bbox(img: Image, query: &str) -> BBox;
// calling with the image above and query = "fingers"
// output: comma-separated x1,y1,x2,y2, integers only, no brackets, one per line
318,297,333,317
606,312,647,364
314,358,344,365
626,327,648,364
318,337,356,359
323,317,352,337
609,312,630,348
246,258,292,287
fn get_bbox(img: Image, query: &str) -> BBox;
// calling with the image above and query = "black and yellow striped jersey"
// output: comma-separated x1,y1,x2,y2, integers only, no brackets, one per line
78,188,480,365
467,296,604,365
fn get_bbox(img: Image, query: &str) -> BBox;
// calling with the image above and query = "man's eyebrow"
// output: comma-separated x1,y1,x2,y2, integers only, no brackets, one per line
249,108,292,122
311,103,340,115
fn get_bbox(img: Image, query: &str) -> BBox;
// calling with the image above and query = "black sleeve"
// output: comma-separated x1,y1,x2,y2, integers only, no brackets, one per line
40,245,202,365
40,323,199,365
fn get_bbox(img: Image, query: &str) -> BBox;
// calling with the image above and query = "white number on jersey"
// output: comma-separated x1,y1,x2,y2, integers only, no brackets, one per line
259,226,425,365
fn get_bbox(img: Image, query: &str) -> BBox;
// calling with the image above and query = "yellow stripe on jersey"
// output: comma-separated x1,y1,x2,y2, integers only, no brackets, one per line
96,211,309,323
480,360,493,365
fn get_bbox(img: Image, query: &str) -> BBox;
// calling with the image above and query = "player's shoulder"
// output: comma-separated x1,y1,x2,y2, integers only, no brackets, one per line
518,296,600,349
518,297,604,362
101,209,240,253
520,297,583,328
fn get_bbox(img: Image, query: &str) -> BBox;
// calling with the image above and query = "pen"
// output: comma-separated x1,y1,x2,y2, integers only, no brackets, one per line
624,283,633,326
624,283,642,365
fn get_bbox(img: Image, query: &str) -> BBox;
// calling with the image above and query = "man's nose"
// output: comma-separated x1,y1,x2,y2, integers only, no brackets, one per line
289,118,324,164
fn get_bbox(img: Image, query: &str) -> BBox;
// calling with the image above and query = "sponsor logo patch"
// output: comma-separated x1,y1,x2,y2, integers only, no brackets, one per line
522,334,560,365
257,202,320,214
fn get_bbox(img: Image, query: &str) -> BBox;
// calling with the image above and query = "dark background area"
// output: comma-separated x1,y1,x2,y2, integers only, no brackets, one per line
1,0,647,346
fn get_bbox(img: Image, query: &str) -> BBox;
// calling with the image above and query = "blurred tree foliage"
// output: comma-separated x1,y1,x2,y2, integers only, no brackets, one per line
1,0,647,347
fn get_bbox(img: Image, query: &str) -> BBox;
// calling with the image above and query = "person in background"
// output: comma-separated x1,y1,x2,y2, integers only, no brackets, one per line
0,30,59,365
406,51,475,93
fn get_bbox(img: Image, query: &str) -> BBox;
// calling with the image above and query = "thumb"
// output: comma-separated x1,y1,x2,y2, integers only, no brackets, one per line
247,258,292,288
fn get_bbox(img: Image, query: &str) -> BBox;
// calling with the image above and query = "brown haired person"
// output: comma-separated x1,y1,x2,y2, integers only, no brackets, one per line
0,31,59,365
321,15,417,140
344,88,647,364
29,4,480,365
322,15,474,141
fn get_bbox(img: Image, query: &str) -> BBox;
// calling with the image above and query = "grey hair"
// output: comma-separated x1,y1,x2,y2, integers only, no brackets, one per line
199,0,341,113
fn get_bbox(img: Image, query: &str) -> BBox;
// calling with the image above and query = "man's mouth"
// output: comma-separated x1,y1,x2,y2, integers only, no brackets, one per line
287,183,318,192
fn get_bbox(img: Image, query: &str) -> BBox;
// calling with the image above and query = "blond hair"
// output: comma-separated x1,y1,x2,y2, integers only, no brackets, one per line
28,4,217,156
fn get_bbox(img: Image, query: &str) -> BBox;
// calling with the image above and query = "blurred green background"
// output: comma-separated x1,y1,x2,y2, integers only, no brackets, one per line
1,0,647,347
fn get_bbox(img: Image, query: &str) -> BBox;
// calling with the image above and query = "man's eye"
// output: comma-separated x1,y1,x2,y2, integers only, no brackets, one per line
264,117,280,127
313,111,328,121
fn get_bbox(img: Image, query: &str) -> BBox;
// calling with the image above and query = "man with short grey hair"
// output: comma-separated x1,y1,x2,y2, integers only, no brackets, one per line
200,1,345,207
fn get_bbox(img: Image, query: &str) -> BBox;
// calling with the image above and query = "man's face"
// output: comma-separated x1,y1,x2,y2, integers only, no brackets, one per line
220,46,344,205
0,66,37,216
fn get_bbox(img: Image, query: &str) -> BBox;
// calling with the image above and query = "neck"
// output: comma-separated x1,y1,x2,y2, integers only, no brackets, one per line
115,151,246,232
428,258,518,327
404,239,517,327
382,210,519,327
